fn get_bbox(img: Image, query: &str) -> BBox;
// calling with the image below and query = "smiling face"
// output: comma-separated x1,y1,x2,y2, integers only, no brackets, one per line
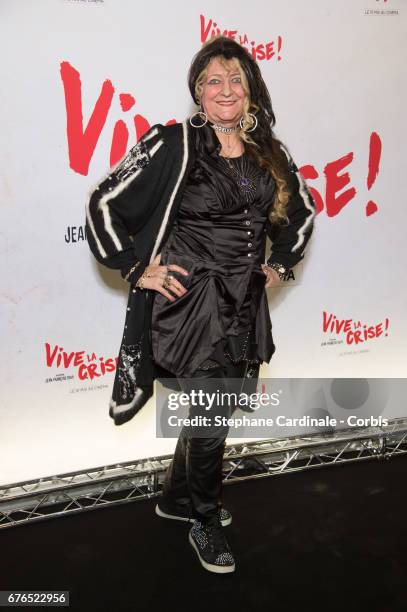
199,56,247,126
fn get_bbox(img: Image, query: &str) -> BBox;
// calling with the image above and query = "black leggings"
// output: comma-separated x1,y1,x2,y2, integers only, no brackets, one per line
161,360,248,522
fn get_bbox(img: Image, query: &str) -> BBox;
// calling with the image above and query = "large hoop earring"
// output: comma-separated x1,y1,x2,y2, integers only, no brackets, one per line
189,111,208,128
239,113,258,133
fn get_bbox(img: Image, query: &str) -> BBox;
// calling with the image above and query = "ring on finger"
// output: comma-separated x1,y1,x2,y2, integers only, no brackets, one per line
162,275,172,290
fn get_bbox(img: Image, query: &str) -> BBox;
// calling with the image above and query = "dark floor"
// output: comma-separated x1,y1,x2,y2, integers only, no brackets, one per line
1,454,406,612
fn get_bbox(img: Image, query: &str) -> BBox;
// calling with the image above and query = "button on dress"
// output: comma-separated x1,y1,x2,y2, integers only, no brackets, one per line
151,149,276,377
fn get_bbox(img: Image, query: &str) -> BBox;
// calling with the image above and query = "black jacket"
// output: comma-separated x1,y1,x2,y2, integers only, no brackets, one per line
85,120,316,424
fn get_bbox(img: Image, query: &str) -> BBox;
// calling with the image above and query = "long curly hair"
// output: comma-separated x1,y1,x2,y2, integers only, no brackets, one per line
187,35,293,225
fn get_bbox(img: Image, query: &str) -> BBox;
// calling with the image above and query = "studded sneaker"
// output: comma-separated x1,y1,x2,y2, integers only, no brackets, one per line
189,514,235,574
155,497,232,527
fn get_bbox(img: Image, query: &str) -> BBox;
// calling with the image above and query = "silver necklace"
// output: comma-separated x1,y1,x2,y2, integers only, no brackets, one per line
211,123,238,134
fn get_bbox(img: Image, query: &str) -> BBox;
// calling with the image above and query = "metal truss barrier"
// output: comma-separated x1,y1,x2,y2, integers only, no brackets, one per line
1,418,407,530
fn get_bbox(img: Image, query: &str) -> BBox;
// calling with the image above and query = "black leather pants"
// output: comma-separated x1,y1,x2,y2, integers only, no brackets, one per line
161,360,248,522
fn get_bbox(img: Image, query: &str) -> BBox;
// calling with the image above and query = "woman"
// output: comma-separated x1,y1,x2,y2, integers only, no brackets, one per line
86,36,316,574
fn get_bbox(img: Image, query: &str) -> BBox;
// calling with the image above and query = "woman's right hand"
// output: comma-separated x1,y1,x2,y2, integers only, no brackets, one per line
138,254,189,302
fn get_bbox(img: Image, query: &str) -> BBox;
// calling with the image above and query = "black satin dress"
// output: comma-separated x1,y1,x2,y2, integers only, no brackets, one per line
151,149,276,378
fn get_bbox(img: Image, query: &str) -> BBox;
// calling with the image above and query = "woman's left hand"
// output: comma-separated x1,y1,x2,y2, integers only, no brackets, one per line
261,264,281,288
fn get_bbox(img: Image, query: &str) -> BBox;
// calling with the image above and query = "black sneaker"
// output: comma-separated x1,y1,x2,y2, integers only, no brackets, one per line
189,514,235,574
155,497,232,527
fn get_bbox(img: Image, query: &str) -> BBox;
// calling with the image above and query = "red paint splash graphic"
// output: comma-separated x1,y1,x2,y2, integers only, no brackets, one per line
322,311,389,345
301,131,382,218
200,15,282,62
366,132,381,216
60,61,176,175
45,342,118,381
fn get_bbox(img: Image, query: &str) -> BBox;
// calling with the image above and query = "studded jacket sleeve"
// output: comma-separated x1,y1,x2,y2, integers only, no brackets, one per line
265,143,316,275
85,124,167,284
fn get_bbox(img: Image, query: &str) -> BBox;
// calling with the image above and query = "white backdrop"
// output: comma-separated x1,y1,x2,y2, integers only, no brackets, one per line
1,0,406,486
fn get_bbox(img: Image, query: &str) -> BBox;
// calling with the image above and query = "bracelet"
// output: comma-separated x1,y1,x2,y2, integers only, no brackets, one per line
124,261,141,281
266,262,289,279
135,268,149,290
